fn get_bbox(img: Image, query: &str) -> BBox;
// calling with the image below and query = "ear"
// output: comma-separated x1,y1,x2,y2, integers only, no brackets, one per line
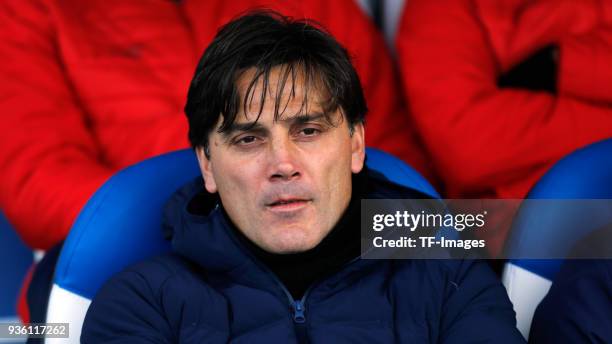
195,146,218,193
350,123,366,174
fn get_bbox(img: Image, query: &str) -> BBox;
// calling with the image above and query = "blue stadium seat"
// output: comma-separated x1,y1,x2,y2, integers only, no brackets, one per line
0,214,33,318
46,147,439,343
502,138,612,339
0,212,33,344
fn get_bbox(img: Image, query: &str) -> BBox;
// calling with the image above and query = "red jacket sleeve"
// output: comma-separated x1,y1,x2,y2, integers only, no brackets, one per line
396,0,612,198
474,0,610,70
477,0,612,104
0,1,112,249
559,27,612,103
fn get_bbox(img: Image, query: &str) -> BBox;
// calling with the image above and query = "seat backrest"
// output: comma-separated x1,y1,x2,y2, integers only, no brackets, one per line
502,138,612,339
0,212,33,324
46,149,201,343
46,147,439,343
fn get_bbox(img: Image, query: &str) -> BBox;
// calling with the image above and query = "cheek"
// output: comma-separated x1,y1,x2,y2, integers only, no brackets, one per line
212,157,263,201
314,152,353,204
329,148,354,198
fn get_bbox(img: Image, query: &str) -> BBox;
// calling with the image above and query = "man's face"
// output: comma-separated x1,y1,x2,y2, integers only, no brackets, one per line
196,66,365,254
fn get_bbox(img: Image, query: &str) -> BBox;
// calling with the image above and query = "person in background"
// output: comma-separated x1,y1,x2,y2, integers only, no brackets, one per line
395,0,612,255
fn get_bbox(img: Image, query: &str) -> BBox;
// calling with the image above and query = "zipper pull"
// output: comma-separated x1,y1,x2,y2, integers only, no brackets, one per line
292,300,306,323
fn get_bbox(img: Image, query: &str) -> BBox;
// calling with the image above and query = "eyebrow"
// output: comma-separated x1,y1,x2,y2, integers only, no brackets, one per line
281,112,327,125
221,112,328,138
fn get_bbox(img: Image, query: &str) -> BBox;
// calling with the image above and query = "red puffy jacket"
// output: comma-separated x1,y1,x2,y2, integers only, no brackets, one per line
0,0,431,250
396,0,612,253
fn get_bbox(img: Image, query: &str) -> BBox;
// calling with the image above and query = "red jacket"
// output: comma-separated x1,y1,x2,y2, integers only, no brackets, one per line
0,0,431,250
396,0,612,253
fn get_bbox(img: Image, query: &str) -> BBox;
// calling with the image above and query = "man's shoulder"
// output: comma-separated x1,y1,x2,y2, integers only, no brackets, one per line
83,254,230,342
107,253,207,292
88,253,214,309
388,259,523,342
85,253,224,325
390,259,504,299
392,258,477,278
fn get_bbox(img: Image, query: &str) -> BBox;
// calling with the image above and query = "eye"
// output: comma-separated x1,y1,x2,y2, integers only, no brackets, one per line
298,127,321,137
235,135,259,145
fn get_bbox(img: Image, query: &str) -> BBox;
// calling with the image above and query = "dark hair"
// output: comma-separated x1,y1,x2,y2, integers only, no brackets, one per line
184,10,367,154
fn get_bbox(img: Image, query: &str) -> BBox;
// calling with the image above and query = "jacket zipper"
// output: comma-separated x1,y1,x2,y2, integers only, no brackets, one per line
292,300,306,323
291,299,308,343
286,255,362,343
264,269,310,343
251,256,362,344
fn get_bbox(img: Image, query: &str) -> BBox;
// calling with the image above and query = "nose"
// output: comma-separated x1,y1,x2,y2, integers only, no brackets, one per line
268,136,301,182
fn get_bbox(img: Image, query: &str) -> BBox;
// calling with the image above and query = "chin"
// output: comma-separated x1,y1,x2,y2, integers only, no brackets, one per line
263,229,321,254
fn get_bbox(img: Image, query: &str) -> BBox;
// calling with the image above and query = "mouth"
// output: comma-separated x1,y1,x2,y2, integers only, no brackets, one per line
266,198,312,212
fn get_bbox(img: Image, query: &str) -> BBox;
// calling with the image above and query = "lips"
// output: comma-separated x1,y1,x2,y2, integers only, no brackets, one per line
265,197,312,212
262,186,314,212
268,198,308,206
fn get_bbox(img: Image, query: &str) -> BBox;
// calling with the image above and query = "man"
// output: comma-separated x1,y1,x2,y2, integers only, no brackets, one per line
82,11,524,343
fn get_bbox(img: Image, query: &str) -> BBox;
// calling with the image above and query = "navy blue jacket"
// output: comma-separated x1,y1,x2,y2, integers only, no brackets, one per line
81,174,524,343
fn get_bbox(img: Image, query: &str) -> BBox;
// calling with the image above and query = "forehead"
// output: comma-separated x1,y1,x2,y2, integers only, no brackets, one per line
234,65,328,124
